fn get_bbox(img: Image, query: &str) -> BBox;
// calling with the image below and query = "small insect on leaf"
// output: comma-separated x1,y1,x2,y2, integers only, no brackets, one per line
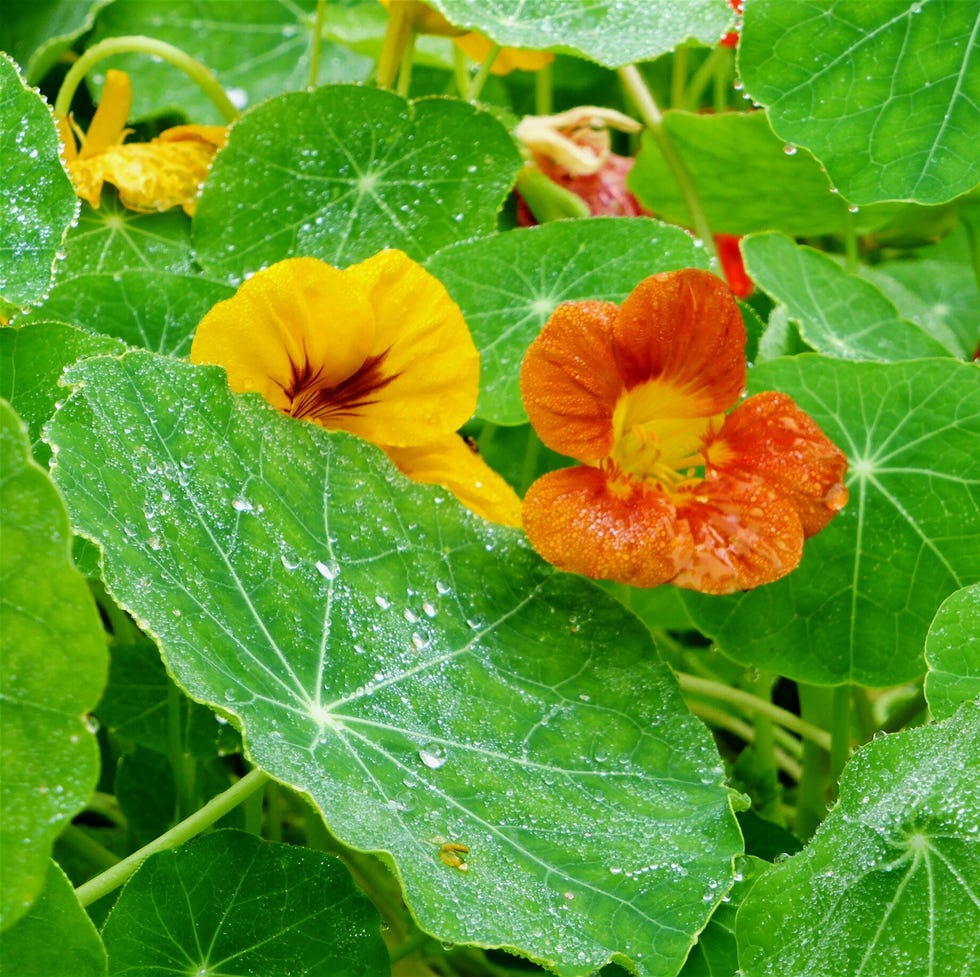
439,841,470,871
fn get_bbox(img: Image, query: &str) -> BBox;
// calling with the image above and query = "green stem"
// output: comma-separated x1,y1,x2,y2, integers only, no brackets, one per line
54,36,239,123
59,825,120,872
617,65,718,264
676,672,832,750
377,0,413,90
689,701,801,781
518,429,542,495
829,684,852,799
466,43,501,101
670,45,689,109
796,685,832,838
713,49,733,113
452,46,470,98
308,0,327,89
852,686,876,743
843,209,859,273
396,30,418,98
683,46,730,111
748,670,777,780
961,213,980,296
534,61,553,115
74,768,269,906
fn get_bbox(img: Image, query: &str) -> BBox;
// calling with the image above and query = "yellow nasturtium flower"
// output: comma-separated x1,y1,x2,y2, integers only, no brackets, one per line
58,69,226,216
190,251,522,527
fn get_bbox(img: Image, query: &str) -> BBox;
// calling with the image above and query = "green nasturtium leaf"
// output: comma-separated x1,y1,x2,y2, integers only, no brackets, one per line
858,258,979,359
100,830,388,977
0,320,125,465
739,0,980,206
60,196,197,281
49,352,743,977
0,54,77,318
678,856,765,977
97,639,241,759
737,704,980,977
682,356,980,688
19,272,235,357
629,111,852,237
426,218,711,426
0,401,107,930
742,232,949,360
90,0,371,124
924,584,980,721
194,85,522,279
0,860,106,977
426,0,733,67
0,0,112,86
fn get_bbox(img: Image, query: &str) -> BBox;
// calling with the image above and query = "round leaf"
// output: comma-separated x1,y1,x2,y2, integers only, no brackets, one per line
742,232,950,360
0,401,107,929
682,357,980,687
194,86,522,278
925,584,980,721
0,53,77,316
0,861,106,976
49,352,743,977
100,830,388,977
426,218,711,425
737,704,980,976
629,111,852,236
739,0,980,206
427,0,733,67
90,0,370,124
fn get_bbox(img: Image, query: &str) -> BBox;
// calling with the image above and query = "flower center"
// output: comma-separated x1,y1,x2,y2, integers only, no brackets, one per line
284,348,399,425
606,380,716,491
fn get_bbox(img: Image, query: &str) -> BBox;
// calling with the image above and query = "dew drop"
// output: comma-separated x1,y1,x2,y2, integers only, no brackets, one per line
783,144,798,156
418,743,447,769
315,559,339,580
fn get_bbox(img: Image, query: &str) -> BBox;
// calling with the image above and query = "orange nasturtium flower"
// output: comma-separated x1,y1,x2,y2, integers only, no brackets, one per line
520,269,848,594
190,251,522,527
58,69,226,216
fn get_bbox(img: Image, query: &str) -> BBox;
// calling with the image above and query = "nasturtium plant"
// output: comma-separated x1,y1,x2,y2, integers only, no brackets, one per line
2,1,978,975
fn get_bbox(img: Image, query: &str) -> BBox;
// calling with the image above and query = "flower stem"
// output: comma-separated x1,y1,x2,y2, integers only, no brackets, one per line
535,61,553,115
617,65,718,263
675,672,832,751
308,0,327,89
795,684,832,837
683,45,730,111
59,825,120,872
829,684,852,798
54,35,240,123
396,30,418,98
670,45,688,109
74,767,269,906
467,43,501,101
377,0,414,90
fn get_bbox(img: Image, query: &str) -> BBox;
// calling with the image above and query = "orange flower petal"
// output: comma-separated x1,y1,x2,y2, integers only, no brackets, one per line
522,466,692,588
613,269,745,416
670,473,804,594
384,436,522,527
520,300,623,462
705,392,849,537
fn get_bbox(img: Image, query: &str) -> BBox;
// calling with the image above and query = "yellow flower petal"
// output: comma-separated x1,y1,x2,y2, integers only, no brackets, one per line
191,257,378,412
453,33,554,75
384,436,522,527
341,249,479,446
79,69,131,159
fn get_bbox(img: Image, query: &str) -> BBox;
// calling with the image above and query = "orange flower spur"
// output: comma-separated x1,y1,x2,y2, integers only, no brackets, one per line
190,250,521,527
520,269,848,594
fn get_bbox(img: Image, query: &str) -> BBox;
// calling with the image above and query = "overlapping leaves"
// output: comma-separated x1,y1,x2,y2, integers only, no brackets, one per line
49,352,742,977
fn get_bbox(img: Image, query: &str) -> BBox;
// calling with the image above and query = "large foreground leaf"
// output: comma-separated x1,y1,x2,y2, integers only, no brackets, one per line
0,402,107,929
0,861,106,976
194,86,521,279
426,218,710,425
924,584,980,721
49,352,742,977
737,704,980,976
739,0,980,205
427,0,732,67
682,356,979,687
101,831,388,976
0,54,77,319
